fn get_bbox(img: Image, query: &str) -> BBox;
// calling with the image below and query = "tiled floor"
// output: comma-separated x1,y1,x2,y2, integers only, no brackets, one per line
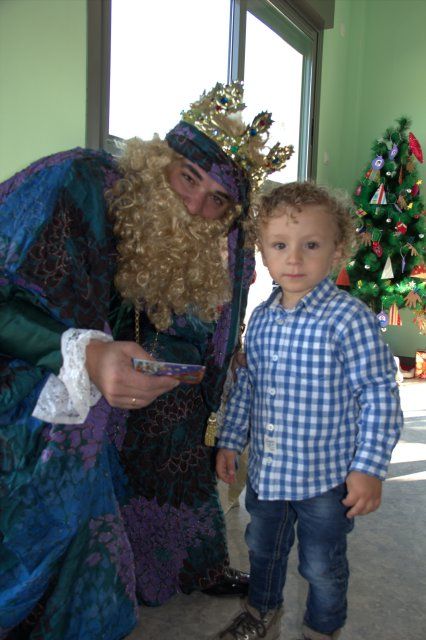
128,379,426,639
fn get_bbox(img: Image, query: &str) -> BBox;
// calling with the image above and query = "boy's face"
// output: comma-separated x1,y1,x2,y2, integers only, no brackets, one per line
260,204,342,309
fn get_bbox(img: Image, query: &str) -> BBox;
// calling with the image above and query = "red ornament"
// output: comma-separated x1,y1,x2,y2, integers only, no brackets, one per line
410,263,426,279
396,221,407,234
372,241,383,257
336,267,350,286
408,132,424,163
411,183,420,197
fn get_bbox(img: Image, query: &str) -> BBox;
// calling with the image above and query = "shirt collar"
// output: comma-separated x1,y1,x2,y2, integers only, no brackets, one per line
263,277,338,316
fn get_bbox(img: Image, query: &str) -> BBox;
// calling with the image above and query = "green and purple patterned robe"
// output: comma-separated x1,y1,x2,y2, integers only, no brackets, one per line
0,149,254,639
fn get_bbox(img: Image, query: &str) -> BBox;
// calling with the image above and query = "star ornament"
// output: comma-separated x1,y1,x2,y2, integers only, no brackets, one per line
406,243,419,257
405,289,421,308
360,231,372,246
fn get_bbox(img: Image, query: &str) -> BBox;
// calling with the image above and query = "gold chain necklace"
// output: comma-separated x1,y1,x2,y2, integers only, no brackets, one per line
134,307,159,354
134,308,141,345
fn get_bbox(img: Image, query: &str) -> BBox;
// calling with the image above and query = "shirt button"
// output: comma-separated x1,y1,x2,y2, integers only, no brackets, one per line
266,423,274,432
265,457,273,465
268,388,276,396
275,317,284,325
272,354,278,362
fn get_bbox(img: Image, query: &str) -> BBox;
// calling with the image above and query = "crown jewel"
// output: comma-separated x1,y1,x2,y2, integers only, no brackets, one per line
180,81,294,192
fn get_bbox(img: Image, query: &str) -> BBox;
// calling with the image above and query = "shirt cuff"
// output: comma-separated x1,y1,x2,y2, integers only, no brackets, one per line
32,328,113,424
348,459,389,480
217,435,247,454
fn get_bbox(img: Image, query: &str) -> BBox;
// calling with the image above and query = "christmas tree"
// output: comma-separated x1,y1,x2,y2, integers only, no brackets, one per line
337,116,426,334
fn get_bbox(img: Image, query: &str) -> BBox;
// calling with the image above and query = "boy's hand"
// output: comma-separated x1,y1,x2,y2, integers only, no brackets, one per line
342,471,382,518
216,448,238,484
231,350,247,379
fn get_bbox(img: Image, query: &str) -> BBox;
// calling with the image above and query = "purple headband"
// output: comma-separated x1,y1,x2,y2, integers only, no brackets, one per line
166,121,249,204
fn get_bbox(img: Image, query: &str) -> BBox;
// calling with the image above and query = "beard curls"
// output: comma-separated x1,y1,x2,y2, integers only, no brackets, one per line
107,137,237,331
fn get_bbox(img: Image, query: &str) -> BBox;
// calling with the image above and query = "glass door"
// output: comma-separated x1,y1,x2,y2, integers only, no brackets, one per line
108,0,230,145
243,0,317,321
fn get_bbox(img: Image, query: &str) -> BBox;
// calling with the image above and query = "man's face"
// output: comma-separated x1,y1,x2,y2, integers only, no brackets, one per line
166,158,234,220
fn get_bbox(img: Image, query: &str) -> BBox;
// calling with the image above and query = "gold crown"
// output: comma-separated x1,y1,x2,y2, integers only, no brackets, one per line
180,81,294,192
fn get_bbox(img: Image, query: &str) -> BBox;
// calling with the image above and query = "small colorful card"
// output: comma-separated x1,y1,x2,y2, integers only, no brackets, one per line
132,358,206,384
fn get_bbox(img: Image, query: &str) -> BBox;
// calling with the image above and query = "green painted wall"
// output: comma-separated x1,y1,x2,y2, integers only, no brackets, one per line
317,0,426,191
0,0,87,182
317,0,426,358
316,0,365,189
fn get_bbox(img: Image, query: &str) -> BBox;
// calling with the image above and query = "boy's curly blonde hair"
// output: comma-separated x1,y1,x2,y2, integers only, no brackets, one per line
248,181,357,265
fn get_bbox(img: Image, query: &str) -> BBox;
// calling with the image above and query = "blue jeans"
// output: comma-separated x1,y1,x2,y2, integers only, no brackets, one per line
245,481,355,635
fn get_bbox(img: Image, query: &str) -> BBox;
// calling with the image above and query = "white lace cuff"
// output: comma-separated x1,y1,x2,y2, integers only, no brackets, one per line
32,328,113,424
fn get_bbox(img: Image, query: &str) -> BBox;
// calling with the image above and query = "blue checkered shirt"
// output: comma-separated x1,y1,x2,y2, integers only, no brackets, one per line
218,277,403,501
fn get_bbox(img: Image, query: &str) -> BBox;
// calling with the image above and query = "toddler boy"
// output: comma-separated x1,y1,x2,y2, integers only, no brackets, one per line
214,182,403,640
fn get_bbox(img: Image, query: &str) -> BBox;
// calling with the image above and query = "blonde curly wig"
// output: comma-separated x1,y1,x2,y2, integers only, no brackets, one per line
107,137,238,330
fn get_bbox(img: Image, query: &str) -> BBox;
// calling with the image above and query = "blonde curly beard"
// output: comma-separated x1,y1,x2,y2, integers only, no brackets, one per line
107,137,238,331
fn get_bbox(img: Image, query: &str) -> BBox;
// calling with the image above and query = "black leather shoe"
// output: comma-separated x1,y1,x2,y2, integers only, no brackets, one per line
201,567,249,597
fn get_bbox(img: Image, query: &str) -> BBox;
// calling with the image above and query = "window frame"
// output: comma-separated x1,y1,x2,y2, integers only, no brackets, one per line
86,0,324,179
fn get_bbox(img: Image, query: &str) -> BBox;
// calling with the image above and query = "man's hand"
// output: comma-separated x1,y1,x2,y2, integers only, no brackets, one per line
216,448,238,484
342,471,382,518
85,340,179,409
